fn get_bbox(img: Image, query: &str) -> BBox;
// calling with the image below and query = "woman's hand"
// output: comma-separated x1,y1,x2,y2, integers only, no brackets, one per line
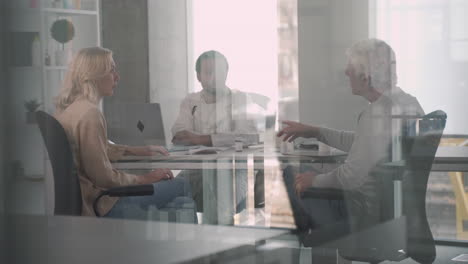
294,171,316,195
277,120,319,142
137,168,174,184
126,145,169,156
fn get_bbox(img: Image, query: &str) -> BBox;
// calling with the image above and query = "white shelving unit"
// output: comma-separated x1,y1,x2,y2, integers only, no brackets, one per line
44,66,68,71
7,0,101,199
40,1,101,113
43,7,99,15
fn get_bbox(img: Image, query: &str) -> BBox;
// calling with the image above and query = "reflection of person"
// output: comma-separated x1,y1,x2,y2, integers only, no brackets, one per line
55,47,192,218
172,50,258,147
172,50,264,214
278,39,424,229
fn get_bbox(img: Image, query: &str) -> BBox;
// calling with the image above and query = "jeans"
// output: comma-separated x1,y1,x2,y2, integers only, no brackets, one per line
283,165,349,229
104,176,194,221
178,169,247,214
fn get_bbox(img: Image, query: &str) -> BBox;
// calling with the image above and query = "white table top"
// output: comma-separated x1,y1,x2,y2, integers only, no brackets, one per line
382,146,468,172
113,146,347,170
113,145,468,171
5,214,288,264
435,146,468,162
431,146,468,171
117,145,465,161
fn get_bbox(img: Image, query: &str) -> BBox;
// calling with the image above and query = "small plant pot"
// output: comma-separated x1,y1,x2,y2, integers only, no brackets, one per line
26,111,37,124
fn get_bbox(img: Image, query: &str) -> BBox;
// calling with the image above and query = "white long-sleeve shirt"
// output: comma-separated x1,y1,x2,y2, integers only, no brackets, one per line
171,90,259,147
313,87,424,193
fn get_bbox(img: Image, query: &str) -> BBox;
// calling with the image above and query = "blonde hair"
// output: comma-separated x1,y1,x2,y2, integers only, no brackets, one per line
55,47,113,112
346,39,397,91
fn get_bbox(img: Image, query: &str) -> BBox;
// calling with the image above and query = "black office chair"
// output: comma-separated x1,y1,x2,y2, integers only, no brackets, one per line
297,110,446,264
36,110,154,217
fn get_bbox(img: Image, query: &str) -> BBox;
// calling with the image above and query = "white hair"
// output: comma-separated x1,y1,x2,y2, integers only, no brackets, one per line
346,39,397,91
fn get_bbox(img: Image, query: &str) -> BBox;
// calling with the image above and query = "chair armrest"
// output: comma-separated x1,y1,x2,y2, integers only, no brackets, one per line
372,162,405,181
93,184,154,217
301,187,345,200
104,184,154,197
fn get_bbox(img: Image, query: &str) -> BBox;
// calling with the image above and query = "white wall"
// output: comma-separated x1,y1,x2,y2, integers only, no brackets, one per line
191,0,278,101
147,0,191,145
298,0,369,131
374,0,468,135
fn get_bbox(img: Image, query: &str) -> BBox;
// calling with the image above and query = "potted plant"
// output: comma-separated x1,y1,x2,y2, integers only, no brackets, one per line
24,99,41,124
50,19,75,66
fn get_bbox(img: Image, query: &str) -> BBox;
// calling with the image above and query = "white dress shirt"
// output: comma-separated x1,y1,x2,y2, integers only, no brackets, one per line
171,89,259,147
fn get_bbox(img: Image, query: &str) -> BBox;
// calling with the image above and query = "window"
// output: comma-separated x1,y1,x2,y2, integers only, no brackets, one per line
373,0,468,242
191,0,281,112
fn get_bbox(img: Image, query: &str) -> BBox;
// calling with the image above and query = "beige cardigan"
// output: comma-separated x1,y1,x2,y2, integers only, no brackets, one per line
55,98,138,216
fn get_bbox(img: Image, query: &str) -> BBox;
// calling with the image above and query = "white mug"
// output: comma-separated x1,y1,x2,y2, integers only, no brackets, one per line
280,141,294,154
235,141,243,152
318,142,331,153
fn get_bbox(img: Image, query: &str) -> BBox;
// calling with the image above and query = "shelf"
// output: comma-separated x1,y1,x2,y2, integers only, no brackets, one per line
42,8,98,16
45,66,68,70
7,0,100,192
9,66,42,71
9,6,97,17
23,174,45,182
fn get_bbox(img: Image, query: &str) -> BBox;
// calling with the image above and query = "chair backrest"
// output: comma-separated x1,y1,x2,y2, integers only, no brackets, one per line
36,111,82,216
335,110,446,262
284,110,446,263
401,110,446,263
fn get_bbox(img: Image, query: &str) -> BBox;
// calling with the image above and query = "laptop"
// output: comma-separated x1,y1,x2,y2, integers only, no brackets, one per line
106,102,167,147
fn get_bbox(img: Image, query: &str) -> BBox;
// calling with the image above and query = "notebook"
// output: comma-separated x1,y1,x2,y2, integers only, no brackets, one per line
106,102,167,147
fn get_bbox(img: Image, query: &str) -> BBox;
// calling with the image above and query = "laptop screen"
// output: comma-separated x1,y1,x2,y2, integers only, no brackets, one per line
106,103,166,147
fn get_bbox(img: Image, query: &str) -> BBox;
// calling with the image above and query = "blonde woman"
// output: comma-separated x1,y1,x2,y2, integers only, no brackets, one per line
55,47,192,219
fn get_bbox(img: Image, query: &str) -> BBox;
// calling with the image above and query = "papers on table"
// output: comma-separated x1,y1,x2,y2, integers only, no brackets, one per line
169,145,230,155
281,148,347,157
187,146,230,155
168,145,201,152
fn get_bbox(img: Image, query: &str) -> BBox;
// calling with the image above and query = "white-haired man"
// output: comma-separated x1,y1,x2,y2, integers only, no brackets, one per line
278,39,424,231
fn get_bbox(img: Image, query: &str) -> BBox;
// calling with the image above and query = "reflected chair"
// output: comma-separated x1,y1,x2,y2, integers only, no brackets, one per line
246,92,274,208
36,110,154,217
296,110,446,264
449,139,468,240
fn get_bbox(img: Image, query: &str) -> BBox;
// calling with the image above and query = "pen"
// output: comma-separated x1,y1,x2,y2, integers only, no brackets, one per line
192,105,197,115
